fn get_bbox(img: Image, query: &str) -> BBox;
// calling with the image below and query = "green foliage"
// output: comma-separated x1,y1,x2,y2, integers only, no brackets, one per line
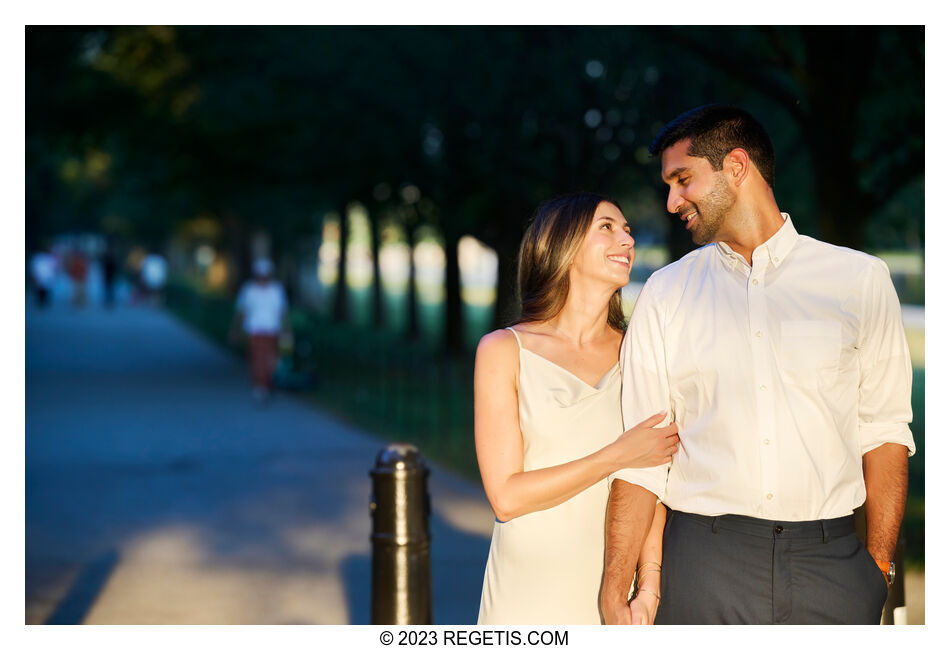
905,368,925,566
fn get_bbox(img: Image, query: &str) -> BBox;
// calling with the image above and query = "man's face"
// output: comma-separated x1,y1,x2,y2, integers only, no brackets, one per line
660,139,736,246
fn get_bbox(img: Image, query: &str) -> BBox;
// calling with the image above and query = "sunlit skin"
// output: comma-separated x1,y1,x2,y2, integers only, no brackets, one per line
473,199,679,527
567,202,636,311
660,139,783,263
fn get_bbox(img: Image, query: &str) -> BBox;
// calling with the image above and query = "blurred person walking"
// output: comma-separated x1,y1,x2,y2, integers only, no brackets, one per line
141,253,168,304
65,249,88,307
29,249,58,308
230,258,289,403
102,245,119,308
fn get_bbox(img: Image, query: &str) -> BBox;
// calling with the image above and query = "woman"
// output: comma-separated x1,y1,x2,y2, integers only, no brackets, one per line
475,193,676,624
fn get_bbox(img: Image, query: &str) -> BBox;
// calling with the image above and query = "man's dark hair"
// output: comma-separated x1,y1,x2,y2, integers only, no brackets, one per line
649,104,776,188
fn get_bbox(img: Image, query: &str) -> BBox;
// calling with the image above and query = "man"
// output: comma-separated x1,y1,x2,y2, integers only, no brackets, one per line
230,257,289,403
600,105,914,624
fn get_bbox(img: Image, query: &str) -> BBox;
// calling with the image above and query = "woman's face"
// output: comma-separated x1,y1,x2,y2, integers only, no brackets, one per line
570,201,635,290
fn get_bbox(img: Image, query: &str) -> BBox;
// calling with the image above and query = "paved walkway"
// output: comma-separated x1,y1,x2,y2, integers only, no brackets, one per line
25,300,925,625
26,302,494,624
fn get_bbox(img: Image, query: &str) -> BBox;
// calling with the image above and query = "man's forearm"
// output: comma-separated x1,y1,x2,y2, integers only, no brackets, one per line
601,480,659,617
862,442,909,563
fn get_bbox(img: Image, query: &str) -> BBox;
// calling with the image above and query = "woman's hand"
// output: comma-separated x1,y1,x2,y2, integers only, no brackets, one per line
629,592,659,625
602,597,633,625
610,411,679,470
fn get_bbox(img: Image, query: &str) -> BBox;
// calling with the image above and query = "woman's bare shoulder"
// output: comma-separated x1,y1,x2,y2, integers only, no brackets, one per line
476,327,520,359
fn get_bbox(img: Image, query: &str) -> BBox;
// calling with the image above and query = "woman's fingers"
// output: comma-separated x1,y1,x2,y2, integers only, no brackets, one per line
635,411,668,429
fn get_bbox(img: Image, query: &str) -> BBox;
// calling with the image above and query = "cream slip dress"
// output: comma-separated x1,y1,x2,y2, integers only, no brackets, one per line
477,327,623,625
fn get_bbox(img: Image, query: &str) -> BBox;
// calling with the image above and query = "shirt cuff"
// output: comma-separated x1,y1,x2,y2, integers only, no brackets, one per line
608,465,668,499
859,422,916,457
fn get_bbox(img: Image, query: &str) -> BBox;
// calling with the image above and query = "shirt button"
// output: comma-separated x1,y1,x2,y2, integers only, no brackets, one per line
764,439,770,445
752,279,759,286
766,493,774,500
755,330,762,338
760,384,767,391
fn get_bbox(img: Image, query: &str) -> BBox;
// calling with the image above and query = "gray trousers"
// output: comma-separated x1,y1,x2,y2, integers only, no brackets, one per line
654,509,889,624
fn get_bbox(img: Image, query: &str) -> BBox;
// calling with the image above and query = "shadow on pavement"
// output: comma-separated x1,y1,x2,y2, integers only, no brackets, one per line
44,550,120,624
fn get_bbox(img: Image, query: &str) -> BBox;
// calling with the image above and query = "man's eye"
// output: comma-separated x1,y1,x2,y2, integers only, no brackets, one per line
678,177,690,185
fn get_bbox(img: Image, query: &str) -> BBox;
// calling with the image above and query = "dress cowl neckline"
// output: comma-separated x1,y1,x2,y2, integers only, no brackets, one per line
519,347,619,390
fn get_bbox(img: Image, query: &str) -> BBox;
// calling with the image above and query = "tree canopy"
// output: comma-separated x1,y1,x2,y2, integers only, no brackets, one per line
27,26,924,344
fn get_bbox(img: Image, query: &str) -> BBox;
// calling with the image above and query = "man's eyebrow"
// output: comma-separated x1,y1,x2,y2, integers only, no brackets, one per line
662,166,689,182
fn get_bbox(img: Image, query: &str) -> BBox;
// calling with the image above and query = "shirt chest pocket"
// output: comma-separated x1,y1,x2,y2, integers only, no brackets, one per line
779,320,842,388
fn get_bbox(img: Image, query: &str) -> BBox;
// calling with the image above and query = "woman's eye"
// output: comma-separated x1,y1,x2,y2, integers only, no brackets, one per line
601,222,612,230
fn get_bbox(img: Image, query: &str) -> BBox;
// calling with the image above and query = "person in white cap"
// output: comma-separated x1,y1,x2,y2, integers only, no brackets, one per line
231,257,289,402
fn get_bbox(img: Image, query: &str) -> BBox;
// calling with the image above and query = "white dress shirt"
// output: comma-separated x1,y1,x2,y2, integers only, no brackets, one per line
611,215,915,521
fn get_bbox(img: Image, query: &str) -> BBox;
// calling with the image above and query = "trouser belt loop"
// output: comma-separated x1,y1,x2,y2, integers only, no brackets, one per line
820,520,829,543
711,516,719,534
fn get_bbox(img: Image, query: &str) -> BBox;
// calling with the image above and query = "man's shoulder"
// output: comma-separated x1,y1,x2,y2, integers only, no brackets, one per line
795,235,888,274
645,244,716,288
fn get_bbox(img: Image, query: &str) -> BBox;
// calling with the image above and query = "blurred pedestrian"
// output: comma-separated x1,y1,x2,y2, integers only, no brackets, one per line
29,249,58,308
230,258,289,403
141,253,167,304
102,245,119,308
66,249,88,307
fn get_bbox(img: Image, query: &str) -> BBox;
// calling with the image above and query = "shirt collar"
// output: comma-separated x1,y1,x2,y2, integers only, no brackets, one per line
716,212,798,270
763,213,798,267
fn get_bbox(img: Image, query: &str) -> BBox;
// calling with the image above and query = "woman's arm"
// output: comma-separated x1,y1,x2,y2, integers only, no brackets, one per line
474,330,678,522
628,502,666,625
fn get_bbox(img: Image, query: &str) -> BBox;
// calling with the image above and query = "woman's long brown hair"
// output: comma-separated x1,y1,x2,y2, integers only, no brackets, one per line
513,193,627,332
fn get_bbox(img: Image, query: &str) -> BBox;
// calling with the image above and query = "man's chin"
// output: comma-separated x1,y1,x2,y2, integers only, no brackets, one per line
691,231,712,246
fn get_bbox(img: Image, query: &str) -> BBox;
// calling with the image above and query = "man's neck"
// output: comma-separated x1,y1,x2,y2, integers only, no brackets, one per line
717,201,785,265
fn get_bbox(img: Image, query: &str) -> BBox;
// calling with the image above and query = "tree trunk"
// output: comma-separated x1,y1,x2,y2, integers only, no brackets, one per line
492,234,521,330
333,206,349,323
443,229,463,355
223,212,251,292
406,220,419,341
369,210,384,329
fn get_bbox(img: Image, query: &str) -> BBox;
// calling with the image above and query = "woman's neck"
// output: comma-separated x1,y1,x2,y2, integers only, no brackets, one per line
545,289,615,346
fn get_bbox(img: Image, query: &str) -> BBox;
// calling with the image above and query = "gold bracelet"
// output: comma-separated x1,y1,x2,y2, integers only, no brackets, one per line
636,568,661,585
639,561,662,570
637,587,660,601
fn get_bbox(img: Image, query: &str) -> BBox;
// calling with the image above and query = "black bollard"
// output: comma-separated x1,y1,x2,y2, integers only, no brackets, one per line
370,443,433,624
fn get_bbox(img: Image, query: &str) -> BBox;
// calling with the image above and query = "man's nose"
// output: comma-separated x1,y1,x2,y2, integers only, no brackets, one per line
667,189,683,215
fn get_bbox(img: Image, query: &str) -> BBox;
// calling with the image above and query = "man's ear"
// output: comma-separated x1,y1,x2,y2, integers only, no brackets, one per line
723,148,752,187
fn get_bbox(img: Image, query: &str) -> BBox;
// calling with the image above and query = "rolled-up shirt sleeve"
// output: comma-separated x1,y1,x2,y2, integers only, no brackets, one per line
609,275,673,497
857,258,915,456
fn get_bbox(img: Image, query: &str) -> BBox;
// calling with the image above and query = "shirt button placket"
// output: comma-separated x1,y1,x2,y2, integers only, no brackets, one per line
750,256,776,516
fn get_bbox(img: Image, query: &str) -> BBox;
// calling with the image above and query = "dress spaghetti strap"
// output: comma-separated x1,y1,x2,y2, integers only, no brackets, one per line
505,326,524,350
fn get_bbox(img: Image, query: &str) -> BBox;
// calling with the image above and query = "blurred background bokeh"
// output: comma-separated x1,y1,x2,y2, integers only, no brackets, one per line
26,26,924,623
